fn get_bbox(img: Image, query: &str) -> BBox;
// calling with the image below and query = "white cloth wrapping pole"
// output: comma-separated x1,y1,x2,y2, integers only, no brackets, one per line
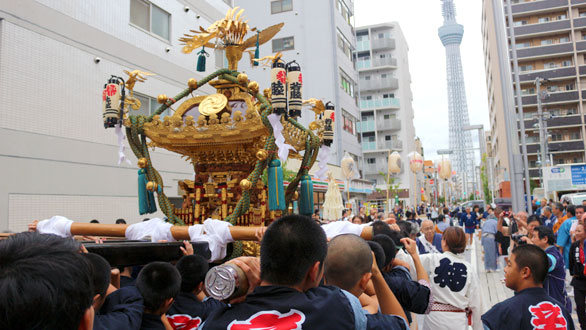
321,221,369,238
268,114,296,162
36,216,74,238
315,145,331,180
188,219,234,262
115,122,132,165
125,218,175,242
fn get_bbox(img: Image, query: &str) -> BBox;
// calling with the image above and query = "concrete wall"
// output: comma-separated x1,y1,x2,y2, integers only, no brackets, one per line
0,0,229,231
234,0,362,166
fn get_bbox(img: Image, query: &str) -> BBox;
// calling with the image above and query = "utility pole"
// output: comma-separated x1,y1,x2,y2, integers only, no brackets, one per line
535,77,547,169
534,77,551,185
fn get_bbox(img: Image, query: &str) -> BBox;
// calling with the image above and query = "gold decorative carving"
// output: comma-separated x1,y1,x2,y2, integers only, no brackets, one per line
199,94,228,116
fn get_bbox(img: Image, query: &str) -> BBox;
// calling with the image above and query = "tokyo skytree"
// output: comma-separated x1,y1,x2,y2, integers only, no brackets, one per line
438,0,474,195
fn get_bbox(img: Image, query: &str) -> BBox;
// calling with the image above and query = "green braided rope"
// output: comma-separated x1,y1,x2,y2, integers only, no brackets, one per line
220,72,277,226
125,69,240,225
284,117,321,205
148,69,234,121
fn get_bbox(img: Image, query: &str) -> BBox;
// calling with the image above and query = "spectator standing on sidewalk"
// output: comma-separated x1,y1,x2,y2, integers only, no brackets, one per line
570,222,586,330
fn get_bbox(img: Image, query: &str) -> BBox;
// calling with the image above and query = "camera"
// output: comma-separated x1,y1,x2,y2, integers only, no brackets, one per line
512,233,527,245
94,57,101,64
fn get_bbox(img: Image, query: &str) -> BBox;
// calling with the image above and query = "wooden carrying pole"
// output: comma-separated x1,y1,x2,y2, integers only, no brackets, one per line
68,223,374,241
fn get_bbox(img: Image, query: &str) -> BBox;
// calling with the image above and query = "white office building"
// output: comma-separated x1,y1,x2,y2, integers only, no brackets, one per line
355,23,417,202
234,0,363,168
0,0,232,231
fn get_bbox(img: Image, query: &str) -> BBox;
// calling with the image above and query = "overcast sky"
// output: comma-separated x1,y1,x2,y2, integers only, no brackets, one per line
354,0,490,161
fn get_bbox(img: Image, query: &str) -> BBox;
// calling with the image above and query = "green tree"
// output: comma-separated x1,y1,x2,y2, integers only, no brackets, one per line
378,171,401,211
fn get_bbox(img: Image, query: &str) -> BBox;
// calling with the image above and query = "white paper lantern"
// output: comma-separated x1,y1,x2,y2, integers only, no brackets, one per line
438,159,452,180
341,152,357,180
408,151,423,173
388,152,401,174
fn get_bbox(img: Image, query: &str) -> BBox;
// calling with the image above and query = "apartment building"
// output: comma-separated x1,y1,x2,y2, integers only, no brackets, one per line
0,0,231,231
483,0,586,188
355,23,417,201
234,0,363,168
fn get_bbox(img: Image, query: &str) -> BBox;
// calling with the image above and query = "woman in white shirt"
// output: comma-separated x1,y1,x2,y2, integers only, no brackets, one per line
419,226,483,330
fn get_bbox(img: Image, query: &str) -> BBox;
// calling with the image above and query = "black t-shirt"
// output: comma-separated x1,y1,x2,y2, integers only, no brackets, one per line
482,287,574,330
569,241,586,290
166,292,225,329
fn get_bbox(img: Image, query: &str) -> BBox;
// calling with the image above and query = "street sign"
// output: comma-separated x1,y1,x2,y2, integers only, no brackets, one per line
543,164,586,192
571,165,586,185
430,179,434,185
437,149,454,155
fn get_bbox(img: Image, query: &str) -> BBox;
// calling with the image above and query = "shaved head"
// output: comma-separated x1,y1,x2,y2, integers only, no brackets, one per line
325,235,372,291
421,220,435,241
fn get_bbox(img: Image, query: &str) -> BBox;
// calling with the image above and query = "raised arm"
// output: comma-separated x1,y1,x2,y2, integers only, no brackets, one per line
370,252,407,320
400,238,430,283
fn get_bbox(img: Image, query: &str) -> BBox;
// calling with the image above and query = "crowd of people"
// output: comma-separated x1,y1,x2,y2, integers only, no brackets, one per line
1,199,585,329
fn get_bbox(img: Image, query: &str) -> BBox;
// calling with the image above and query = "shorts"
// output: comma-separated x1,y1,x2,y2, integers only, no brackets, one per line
465,227,476,234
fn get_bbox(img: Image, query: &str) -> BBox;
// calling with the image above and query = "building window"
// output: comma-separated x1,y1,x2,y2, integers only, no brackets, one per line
381,74,387,79
385,135,391,141
367,158,376,164
562,60,572,67
565,83,575,91
519,64,533,72
560,36,570,43
514,20,528,26
516,42,531,49
557,14,567,20
384,114,390,120
272,36,295,52
540,39,553,46
336,0,352,25
364,75,371,80
546,85,559,92
538,17,550,23
544,62,557,69
271,0,293,14
343,113,354,134
130,0,170,40
382,93,394,98
340,71,355,97
133,92,169,117
337,29,353,61
521,88,535,95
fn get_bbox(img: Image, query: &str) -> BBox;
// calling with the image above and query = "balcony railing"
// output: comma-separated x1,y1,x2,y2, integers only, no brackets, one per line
520,90,579,106
356,60,371,69
362,141,377,151
356,40,370,52
518,66,576,82
371,38,395,50
359,98,400,109
373,57,397,67
377,118,401,131
513,19,571,36
364,163,388,174
360,77,399,91
524,140,584,154
513,43,573,59
379,140,403,150
359,120,375,133
512,0,568,15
